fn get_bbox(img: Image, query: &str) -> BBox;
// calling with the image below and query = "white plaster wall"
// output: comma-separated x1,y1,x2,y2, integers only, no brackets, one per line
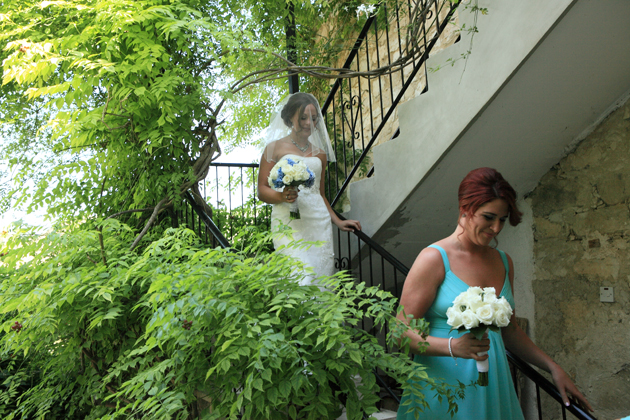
496,198,538,420
497,197,536,340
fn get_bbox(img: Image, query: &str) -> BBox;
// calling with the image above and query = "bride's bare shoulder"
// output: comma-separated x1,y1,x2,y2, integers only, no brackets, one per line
265,137,293,160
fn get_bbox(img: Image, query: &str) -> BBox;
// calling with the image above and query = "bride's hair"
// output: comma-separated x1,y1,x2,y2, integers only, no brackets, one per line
458,167,522,226
280,93,320,128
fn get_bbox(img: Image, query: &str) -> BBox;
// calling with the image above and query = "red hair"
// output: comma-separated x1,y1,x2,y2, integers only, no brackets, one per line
458,168,522,226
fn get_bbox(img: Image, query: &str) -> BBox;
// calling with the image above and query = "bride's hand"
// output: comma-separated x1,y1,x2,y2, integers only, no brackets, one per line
335,219,362,232
282,186,298,203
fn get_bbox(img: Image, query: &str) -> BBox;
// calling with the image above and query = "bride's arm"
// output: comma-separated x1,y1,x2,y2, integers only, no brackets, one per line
318,155,361,232
257,151,297,204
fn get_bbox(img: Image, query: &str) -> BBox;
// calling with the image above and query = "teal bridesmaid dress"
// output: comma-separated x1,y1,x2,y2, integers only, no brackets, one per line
397,245,525,420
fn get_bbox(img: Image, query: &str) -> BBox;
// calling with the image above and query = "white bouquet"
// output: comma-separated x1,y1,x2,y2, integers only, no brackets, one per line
446,286,512,386
268,157,315,220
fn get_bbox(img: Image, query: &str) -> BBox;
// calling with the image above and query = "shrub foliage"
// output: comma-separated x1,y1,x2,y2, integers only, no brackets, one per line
0,223,458,419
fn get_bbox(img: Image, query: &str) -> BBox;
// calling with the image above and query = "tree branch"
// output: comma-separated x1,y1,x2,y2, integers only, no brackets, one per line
102,89,132,131
81,348,133,405
85,253,98,265
106,207,156,220
98,229,108,267
129,197,170,251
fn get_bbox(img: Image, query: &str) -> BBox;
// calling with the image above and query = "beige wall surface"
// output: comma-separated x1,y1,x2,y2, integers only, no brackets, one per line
529,99,630,420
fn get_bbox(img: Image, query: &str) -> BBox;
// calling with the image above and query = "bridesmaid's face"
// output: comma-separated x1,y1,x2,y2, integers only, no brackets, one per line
463,198,509,246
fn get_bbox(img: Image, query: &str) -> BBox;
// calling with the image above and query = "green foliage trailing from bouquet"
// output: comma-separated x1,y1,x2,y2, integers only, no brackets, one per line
0,223,458,419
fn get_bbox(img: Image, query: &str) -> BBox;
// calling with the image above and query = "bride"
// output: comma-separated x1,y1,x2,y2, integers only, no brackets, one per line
257,93,361,285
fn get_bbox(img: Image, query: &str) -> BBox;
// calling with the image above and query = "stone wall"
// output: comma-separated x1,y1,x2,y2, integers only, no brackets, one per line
528,99,630,419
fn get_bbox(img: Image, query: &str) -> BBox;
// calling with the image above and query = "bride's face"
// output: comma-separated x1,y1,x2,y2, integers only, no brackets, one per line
291,104,318,136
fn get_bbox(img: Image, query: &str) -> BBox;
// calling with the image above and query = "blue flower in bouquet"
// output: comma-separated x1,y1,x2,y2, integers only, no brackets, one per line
303,169,315,188
271,167,286,189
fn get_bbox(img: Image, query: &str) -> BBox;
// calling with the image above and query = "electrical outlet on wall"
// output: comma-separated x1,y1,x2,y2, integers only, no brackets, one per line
600,287,614,303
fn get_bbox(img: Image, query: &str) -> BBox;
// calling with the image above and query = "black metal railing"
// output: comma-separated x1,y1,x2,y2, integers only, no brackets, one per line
322,0,460,208
334,212,409,304
507,350,597,420
183,190,231,250
332,213,410,406
196,162,271,244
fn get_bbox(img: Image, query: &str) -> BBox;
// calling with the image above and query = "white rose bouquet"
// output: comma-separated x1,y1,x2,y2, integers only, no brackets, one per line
446,286,513,386
268,157,315,220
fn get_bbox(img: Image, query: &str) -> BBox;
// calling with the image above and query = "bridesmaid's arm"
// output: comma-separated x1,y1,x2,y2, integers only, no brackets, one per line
501,254,593,411
318,154,361,232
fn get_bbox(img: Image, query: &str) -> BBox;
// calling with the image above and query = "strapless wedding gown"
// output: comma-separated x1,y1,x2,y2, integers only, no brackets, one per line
270,155,334,286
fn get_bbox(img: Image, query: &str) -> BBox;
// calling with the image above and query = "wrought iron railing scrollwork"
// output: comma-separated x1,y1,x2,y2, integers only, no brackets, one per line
321,0,460,209
334,256,351,271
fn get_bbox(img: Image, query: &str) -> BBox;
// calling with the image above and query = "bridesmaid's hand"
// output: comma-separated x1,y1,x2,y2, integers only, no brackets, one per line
549,364,594,412
335,219,362,232
453,333,490,361
282,186,298,203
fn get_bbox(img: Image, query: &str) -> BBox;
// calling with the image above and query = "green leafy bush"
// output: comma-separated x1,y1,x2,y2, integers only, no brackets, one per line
0,222,457,419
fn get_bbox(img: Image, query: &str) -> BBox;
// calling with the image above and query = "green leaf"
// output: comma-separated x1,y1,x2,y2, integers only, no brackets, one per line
261,369,272,382
349,350,363,366
267,386,278,404
252,378,264,392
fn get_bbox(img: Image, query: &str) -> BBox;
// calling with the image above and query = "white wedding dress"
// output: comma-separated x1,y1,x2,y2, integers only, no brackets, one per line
270,155,335,286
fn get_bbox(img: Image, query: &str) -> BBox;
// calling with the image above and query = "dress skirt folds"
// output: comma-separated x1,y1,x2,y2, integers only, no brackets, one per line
270,155,334,286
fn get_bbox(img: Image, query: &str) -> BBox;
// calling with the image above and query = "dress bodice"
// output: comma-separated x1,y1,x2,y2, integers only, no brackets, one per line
425,244,514,332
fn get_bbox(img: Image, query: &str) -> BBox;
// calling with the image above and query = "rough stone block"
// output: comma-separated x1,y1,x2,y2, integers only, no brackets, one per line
584,204,630,234
573,255,620,280
534,217,563,238
530,183,577,217
597,174,626,206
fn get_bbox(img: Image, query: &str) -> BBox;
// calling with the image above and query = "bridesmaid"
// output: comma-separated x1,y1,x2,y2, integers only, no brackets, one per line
396,167,593,419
